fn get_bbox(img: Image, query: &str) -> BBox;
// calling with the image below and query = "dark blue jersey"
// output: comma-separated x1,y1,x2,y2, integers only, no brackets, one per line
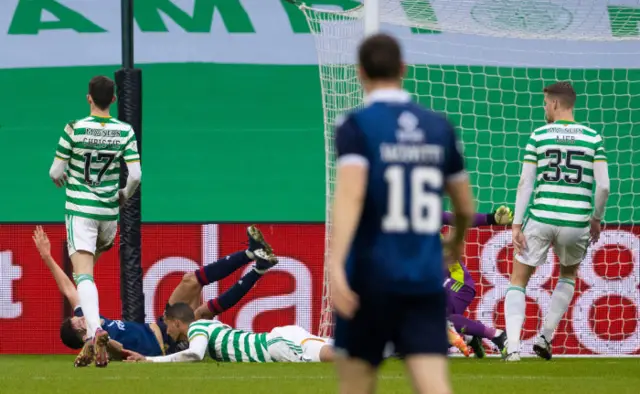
74,307,164,356
335,89,465,295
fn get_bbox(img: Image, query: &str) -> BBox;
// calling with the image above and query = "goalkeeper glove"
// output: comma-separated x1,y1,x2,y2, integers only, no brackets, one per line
488,205,513,225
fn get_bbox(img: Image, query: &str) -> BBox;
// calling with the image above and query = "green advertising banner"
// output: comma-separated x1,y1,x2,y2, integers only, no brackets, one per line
1,0,638,222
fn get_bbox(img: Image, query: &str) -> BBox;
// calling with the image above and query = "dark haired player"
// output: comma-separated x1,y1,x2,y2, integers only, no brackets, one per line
124,302,335,364
48,76,142,367
33,225,277,362
329,33,474,394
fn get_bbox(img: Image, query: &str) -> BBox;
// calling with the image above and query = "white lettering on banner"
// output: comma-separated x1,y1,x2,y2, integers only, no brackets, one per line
235,257,313,332
1,0,640,68
476,229,640,355
0,251,22,319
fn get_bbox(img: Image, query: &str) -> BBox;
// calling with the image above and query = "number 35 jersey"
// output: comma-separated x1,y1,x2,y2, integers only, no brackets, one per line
334,89,465,296
523,120,606,228
55,116,140,221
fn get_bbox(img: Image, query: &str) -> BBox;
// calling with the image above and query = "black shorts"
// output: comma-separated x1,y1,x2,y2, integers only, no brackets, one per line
333,291,448,367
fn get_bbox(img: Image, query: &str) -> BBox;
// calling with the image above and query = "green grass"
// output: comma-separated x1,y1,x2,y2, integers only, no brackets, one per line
0,356,638,394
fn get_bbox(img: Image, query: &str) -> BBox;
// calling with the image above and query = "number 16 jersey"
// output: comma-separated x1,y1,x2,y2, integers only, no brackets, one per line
55,116,140,221
334,89,465,296
523,120,606,228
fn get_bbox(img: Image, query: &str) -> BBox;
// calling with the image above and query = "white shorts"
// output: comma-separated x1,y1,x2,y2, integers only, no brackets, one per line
268,325,331,362
515,219,589,268
65,214,117,256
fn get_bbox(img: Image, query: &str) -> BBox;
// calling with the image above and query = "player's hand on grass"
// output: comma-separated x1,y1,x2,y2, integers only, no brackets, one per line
32,226,52,258
512,225,527,255
124,350,147,362
51,173,68,188
330,271,359,319
494,206,514,225
590,217,602,244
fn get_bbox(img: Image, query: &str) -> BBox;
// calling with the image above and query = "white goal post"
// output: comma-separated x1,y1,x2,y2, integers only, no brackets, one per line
293,0,640,357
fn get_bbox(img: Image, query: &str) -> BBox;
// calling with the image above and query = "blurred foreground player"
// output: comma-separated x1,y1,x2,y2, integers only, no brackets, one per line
48,76,141,367
329,34,474,394
34,225,277,360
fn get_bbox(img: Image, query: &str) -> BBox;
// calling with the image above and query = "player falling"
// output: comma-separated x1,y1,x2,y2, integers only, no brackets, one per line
34,225,278,359
443,209,511,358
124,302,335,364
505,81,610,361
49,76,142,367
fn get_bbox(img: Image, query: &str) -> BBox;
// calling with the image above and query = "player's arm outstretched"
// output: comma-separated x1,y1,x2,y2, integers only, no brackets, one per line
32,226,80,308
442,206,513,227
119,131,142,206
127,328,208,363
327,116,368,319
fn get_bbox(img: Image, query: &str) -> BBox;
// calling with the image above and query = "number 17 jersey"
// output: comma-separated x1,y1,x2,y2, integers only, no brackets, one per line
335,89,465,296
55,116,140,221
523,120,606,228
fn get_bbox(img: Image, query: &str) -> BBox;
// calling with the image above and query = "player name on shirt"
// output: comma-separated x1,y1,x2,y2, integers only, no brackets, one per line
380,144,443,164
55,116,140,221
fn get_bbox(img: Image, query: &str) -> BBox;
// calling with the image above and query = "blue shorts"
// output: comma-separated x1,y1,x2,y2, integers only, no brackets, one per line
334,292,448,367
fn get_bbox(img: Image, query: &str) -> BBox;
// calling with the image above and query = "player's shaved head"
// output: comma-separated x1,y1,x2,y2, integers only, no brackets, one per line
88,76,115,110
544,81,576,109
165,302,196,324
60,318,84,349
358,33,404,81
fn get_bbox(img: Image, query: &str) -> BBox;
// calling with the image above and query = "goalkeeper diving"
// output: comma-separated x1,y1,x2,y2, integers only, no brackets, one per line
442,206,512,358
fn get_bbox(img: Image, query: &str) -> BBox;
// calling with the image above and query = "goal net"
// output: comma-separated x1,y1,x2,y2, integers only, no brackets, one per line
296,0,640,356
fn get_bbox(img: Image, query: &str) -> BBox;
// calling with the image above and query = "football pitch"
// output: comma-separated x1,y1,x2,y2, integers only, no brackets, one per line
1,356,638,394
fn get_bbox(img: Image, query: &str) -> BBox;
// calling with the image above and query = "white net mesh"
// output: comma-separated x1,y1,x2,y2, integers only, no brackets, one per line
300,0,640,356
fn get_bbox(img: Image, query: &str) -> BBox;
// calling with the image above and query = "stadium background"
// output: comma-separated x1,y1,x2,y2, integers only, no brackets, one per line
0,0,638,355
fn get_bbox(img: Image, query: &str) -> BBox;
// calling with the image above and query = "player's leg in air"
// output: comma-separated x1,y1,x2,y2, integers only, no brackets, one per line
166,225,277,318
67,215,117,368
532,226,587,360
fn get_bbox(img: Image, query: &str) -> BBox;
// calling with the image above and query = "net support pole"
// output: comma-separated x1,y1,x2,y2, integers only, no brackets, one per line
116,0,145,323
364,0,380,36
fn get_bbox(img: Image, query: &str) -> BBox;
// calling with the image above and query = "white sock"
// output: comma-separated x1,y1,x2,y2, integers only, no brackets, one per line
505,285,526,354
541,278,576,341
75,274,101,339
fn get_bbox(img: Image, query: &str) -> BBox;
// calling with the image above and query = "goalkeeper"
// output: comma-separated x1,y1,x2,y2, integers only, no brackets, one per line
442,207,512,358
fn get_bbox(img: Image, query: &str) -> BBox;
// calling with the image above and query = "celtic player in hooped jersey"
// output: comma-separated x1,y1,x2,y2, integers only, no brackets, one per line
48,76,142,368
506,82,610,361
126,303,334,364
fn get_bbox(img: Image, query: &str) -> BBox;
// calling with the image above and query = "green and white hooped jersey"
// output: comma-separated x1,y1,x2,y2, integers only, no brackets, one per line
188,320,274,362
55,116,140,221
522,120,607,228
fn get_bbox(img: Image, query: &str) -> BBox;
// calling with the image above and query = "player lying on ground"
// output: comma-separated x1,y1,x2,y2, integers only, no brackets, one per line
442,207,511,358
506,81,610,361
49,76,142,367
33,225,277,360
124,302,335,363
